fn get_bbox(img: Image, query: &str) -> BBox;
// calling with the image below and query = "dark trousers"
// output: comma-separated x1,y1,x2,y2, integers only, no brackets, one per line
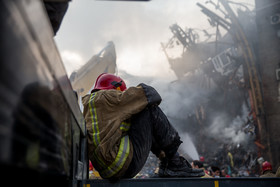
123,105,181,178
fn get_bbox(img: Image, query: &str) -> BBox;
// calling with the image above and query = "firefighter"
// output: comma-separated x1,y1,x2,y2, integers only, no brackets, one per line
260,161,275,177
82,73,204,180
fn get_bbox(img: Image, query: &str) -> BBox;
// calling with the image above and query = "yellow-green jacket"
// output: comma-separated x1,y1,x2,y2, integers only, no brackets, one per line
82,84,161,179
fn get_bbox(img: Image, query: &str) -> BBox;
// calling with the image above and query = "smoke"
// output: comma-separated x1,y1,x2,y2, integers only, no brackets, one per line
55,0,211,79
152,72,213,126
60,50,84,76
207,103,250,144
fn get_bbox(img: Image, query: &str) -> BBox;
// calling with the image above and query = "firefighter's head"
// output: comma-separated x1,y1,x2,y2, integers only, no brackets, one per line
262,161,272,173
91,73,127,92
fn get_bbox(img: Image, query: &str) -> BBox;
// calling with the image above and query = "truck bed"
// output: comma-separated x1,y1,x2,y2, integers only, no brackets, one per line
80,178,280,187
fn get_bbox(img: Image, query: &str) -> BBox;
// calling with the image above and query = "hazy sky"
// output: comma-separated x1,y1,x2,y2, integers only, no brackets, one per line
55,0,255,81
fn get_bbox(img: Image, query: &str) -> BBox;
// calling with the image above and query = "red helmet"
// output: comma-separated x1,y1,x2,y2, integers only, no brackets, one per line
92,73,126,92
89,160,93,171
200,156,205,162
262,161,272,172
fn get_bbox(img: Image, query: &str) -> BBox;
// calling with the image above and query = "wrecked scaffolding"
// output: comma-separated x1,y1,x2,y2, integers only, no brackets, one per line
160,0,279,176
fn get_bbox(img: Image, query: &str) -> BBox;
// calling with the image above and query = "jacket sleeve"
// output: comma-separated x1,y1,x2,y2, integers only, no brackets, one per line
99,86,149,122
99,84,161,122
138,83,162,106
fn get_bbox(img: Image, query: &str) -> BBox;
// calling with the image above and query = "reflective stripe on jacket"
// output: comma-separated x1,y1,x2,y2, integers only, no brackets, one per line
82,86,148,179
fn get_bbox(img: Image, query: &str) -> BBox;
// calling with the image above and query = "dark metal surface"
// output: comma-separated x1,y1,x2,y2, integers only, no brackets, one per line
0,0,87,186
81,178,280,187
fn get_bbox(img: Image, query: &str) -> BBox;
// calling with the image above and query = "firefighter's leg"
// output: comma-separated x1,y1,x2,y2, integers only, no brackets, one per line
148,106,204,177
123,108,153,178
124,106,204,178
148,105,182,158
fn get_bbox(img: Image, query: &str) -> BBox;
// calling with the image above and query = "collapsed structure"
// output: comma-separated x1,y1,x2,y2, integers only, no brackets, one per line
70,41,117,98
160,0,280,175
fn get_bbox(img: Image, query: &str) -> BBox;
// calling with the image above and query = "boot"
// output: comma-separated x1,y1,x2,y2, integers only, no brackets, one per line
159,153,205,177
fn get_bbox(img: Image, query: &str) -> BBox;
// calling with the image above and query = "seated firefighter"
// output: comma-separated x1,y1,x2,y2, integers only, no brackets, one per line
82,73,204,180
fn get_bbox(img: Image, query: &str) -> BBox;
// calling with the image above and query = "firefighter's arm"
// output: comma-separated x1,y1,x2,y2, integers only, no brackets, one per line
138,83,162,106
116,83,162,109
101,84,161,120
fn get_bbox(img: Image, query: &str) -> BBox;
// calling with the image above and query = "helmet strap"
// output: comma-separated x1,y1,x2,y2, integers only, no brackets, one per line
111,80,123,88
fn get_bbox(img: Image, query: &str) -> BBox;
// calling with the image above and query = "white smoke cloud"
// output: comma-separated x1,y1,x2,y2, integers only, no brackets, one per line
60,50,84,76
208,103,250,144
55,0,254,79
54,0,213,79
149,72,212,121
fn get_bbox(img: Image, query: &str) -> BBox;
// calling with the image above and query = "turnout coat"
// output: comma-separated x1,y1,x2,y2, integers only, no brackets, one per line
82,84,161,179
